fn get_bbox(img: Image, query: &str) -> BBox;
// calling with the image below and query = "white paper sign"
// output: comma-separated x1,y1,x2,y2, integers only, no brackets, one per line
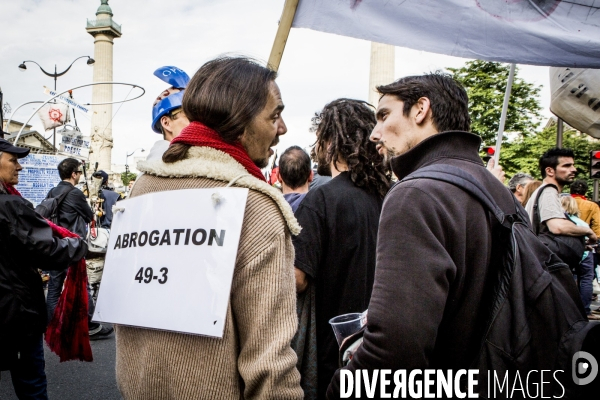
93,188,249,337
43,86,91,114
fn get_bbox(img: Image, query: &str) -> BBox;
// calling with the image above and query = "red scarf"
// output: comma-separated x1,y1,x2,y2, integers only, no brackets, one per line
171,121,266,181
3,182,22,196
571,194,587,200
44,222,93,362
3,182,92,362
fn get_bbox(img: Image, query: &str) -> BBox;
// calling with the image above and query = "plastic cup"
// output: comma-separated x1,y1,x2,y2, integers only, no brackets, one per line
329,311,367,347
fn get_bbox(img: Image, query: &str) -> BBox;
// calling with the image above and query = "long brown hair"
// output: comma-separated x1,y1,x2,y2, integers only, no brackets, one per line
163,56,276,163
521,180,543,207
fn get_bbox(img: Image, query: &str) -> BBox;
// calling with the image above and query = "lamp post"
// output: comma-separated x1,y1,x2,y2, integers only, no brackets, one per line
125,148,145,175
18,56,95,150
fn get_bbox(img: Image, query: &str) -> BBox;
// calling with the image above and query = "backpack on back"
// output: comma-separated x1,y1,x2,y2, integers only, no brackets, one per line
403,165,600,398
35,185,75,224
531,184,587,274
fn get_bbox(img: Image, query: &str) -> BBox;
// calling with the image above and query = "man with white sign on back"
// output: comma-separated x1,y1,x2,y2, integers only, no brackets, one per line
115,56,303,399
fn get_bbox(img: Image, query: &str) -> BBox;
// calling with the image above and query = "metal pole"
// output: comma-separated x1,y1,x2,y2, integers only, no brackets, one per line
556,117,564,148
53,65,57,152
11,82,145,146
268,0,300,72
493,63,516,165
594,180,599,203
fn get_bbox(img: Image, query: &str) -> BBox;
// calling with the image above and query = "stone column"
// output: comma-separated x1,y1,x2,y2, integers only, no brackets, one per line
86,0,121,172
368,43,395,107
90,32,114,171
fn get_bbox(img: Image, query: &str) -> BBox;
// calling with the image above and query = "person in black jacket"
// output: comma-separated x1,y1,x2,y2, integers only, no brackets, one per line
91,170,120,228
293,99,391,398
326,74,528,398
0,139,87,399
45,158,113,340
45,158,91,319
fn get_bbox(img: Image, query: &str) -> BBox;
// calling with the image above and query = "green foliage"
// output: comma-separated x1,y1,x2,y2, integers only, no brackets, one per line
501,125,600,195
448,60,542,144
121,171,137,186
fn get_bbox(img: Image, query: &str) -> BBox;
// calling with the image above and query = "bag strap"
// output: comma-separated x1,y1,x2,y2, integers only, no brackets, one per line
52,185,76,214
401,164,515,227
531,184,558,235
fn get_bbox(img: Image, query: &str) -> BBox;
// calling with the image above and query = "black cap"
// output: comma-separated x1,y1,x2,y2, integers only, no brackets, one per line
0,138,30,158
92,170,109,185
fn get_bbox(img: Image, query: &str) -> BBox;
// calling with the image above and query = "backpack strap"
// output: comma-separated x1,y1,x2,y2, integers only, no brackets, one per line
401,164,510,226
531,184,560,235
52,184,77,215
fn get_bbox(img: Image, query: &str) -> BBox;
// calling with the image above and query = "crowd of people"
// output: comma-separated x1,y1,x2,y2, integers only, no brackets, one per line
1,55,599,399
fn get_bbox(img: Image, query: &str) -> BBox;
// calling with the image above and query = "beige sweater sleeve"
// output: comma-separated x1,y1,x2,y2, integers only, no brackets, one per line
231,230,303,400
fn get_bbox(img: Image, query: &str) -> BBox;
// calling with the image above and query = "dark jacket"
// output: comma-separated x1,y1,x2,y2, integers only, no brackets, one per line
99,188,120,228
0,189,88,343
327,131,517,397
46,181,94,237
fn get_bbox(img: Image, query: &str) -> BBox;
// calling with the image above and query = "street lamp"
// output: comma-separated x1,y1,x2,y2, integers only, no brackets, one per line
18,56,95,90
17,56,95,149
125,148,145,174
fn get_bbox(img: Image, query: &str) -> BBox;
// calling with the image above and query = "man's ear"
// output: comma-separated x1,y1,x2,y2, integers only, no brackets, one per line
161,115,171,133
308,170,314,183
414,97,432,125
545,167,556,178
277,171,283,184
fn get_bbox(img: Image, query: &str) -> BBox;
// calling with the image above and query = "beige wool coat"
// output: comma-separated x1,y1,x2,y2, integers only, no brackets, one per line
115,146,303,400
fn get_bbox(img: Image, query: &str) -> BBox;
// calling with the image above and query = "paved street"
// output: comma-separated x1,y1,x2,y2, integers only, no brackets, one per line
1,297,599,399
0,325,121,400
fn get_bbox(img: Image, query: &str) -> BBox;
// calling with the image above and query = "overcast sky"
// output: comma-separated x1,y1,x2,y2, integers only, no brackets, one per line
1,0,552,169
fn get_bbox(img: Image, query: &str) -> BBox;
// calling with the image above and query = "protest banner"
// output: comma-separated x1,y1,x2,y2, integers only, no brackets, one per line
16,154,66,206
290,0,600,68
93,188,249,338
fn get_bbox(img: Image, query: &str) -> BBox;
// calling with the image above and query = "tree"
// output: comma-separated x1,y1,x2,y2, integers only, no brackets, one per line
501,124,600,196
121,171,137,186
448,61,542,144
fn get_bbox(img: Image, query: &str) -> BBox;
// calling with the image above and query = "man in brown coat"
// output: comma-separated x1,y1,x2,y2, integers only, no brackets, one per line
327,74,520,398
116,57,303,400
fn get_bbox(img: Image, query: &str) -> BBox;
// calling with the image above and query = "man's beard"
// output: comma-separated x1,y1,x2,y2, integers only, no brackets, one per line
254,156,269,169
377,141,397,170
245,129,278,169
557,175,575,187
382,148,395,170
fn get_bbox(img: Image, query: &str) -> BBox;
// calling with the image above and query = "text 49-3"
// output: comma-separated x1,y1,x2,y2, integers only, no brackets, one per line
135,267,168,284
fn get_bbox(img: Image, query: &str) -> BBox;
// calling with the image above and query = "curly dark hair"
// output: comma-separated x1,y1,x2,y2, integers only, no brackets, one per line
312,98,391,199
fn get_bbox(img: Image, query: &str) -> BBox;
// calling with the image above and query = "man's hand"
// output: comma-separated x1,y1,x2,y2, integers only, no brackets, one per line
587,230,598,244
295,267,308,293
486,158,506,183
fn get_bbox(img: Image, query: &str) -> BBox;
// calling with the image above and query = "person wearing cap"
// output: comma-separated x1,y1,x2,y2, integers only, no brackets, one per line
0,139,88,399
91,170,120,229
147,66,191,161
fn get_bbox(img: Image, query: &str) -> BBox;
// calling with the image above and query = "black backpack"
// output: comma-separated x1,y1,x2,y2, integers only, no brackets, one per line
532,184,586,274
403,165,600,399
35,185,75,223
